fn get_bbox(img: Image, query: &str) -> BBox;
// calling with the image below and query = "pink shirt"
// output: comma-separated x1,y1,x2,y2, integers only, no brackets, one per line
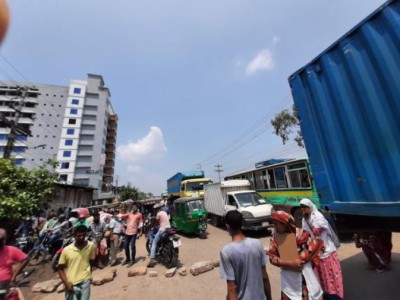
0,246,27,281
121,212,143,235
157,211,171,230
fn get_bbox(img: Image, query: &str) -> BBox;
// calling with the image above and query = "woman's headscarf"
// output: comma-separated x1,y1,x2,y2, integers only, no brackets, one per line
272,210,296,233
300,198,332,233
300,198,340,248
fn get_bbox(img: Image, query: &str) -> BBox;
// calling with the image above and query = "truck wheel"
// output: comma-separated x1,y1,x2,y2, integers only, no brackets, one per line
292,208,303,228
210,215,220,227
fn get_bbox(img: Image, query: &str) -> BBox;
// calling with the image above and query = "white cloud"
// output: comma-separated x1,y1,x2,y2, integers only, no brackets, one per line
117,126,167,162
272,35,281,46
127,165,143,173
245,49,274,75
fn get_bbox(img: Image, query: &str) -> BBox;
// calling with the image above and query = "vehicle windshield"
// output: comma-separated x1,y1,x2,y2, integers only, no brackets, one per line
186,200,205,212
186,180,213,191
235,192,268,207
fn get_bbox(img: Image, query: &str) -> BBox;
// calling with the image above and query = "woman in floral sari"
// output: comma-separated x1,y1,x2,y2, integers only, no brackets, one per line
269,211,324,300
300,198,343,300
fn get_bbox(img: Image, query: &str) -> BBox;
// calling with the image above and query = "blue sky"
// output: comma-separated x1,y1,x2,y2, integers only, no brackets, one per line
3,0,386,194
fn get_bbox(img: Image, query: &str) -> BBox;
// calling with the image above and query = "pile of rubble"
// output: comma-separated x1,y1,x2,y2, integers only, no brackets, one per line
32,259,220,295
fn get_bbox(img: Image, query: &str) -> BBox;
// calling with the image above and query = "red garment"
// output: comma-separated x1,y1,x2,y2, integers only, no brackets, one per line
314,251,344,298
121,212,143,235
270,211,324,265
0,246,27,281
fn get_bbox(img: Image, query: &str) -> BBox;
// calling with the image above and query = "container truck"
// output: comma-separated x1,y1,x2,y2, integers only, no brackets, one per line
204,180,273,231
289,0,400,232
167,171,213,200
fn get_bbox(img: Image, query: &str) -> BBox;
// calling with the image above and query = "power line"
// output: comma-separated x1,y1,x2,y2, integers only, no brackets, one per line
0,55,31,83
199,94,292,166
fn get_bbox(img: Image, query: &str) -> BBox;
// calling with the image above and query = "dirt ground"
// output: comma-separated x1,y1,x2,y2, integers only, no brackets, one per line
24,227,400,300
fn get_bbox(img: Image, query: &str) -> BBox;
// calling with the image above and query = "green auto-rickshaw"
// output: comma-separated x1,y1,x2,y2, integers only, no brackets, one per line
171,197,208,239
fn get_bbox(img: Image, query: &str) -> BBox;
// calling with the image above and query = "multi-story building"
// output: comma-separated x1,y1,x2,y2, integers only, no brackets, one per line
0,74,117,192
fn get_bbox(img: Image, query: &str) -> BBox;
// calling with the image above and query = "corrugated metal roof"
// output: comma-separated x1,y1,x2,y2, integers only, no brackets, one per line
289,0,400,216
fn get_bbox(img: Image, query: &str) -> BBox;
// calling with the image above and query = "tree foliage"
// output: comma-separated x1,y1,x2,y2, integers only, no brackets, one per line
271,104,304,147
117,185,155,202
117,185,140,201
0,159,58,222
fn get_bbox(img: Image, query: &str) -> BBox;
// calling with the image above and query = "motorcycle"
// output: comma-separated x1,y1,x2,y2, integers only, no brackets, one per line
0,269,35,300
146,227,181,268
15,233,35,254
142,215,156,235
51,235,75,272
28,231,62,266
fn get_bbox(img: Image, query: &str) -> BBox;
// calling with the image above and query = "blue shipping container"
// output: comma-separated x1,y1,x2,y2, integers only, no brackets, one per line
289,0,400,217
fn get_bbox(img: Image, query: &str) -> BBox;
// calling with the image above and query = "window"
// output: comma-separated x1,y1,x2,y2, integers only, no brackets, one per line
61,162,70,169
15,159,24,166
73,87,81,94
15,135,27,141
274,167,288,188
70,108,78,115
68,119,77,125
227,195,238,207
0,134,7,140
67,129,74,135
71,99,79,105
59,174,68,181
63,151,72,157
65,139,73,146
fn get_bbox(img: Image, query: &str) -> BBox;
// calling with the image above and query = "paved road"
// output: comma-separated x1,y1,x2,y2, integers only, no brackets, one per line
35,226,400,300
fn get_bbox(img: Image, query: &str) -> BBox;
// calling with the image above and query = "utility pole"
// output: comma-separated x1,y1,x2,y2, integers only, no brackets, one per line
214,164,223,182
115,175,119,198
3,87,28,159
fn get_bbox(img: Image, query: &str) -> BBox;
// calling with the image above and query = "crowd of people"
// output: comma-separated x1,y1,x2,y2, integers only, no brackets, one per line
0,202,166,300
0,197,394,300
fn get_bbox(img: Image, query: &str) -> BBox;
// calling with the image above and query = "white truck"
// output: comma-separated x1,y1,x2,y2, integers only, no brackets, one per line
204,180,273,231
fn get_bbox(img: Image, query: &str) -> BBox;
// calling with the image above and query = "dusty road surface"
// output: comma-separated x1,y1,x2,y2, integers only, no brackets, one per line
30,227,400,300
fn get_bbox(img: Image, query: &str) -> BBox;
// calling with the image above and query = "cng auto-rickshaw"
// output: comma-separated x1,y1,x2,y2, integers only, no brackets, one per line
171,197,208,239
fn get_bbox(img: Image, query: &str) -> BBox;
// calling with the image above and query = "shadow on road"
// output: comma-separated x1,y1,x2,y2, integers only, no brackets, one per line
341,252,400,299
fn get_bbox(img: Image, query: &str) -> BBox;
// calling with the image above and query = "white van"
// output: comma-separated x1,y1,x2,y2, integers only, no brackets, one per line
204,180,273,230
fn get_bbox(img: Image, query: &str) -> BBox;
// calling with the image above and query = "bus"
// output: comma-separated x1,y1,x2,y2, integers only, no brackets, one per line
224,158,320,225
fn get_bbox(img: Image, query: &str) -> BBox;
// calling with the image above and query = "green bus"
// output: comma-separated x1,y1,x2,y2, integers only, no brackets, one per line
224,158,320,225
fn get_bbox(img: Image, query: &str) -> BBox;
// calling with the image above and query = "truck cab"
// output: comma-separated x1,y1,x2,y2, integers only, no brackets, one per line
180,178,213,199
224,190,273,230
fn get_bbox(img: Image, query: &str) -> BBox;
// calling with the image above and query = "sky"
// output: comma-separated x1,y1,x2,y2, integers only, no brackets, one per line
2,0,387,195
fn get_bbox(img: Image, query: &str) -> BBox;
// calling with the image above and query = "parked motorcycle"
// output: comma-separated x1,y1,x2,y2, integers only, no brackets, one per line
51,235,75,272
146,227,181,268
0,269,35,300
28,232,62,266
15,233,35,254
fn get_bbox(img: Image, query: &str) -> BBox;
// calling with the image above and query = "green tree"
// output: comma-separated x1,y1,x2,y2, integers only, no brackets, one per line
118,185,140,201
0,158,58,223
271,104,304,147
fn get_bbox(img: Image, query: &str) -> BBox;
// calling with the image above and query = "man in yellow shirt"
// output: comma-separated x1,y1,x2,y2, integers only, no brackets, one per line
58,225,96,300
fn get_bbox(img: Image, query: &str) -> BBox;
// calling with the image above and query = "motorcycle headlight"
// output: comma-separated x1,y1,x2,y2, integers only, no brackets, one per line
241,211,254,219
